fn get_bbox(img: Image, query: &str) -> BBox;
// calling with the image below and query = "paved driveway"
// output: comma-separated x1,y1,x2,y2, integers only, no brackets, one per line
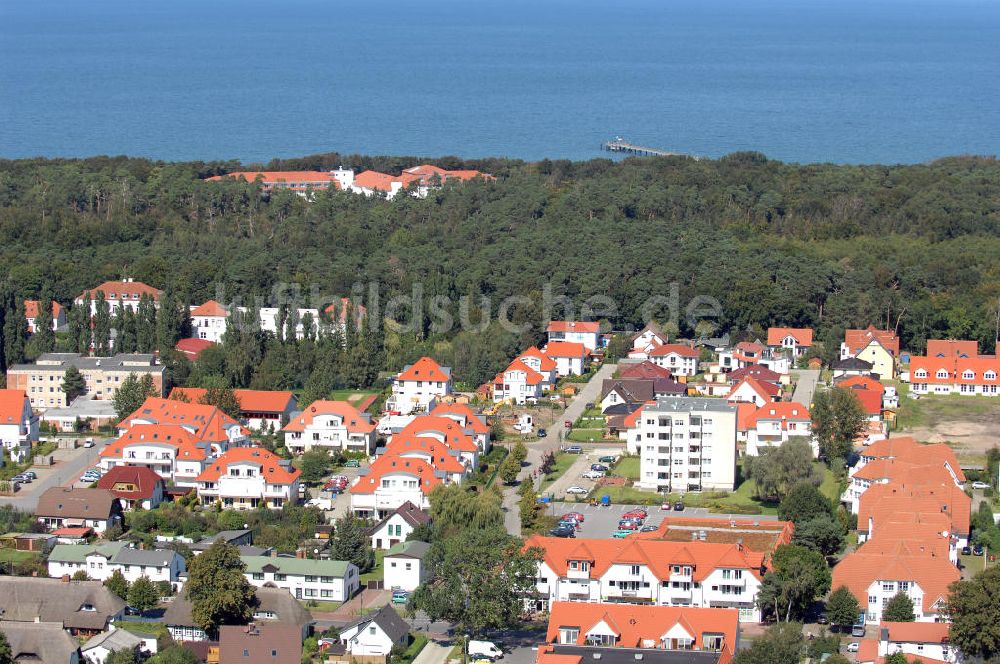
791,369,820,406
0,441,103,511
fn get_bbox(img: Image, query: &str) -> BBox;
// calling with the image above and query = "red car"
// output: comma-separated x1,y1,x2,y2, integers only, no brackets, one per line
622,510,647,520
562,512,585,522
617,520,641,530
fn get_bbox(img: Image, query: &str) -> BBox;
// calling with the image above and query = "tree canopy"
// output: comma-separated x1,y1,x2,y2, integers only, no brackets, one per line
812,387,867,460
184,541,255,637
882,592,916,622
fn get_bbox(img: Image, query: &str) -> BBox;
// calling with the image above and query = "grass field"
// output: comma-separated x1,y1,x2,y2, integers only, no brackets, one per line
540,453,577,492
567,429,605,442
613,457,640,480
360,549,386,584
0,549,38,565
113,621,167,636
893,380,1000,463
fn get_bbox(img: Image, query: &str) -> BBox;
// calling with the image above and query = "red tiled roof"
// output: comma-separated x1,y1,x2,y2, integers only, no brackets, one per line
766,327,813,347
544,602,738,664
544,341,590,358
496,359,545,385
354,170,420,192
747,402,810,429
859,481,970,538
728,365,782,384
349,455,442,495
24,300,62,332
832,547,959,614
619,361,673,380
727,377,780,403
880,621,949,644
909,355,999,385
381,436,467,473
0,389,28,425
281,400,375,434
206,171,339,189
649,343,700,358
852,389,883,416
170,388,296,415
547,321,600,334
735,402,758,431
926,339,980,359
844,326,900,356
101,423,208,461
428,403,489,434
196,447,299,484
523,535,766,583
190,300,229,317
396,357,451,383
77,280,161,303
97,465,164,500
119,397,245,442
175,338,215,360
399,416,478,452
402,164,493,183
861,437,966,482
518,347,557,372
837,375,885,394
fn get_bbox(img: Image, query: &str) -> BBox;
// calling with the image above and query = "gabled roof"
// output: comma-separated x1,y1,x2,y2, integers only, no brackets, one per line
727,377,779,403
844,326,900,356
175,338,215,360
101,423,208,461
219,624,301,664
119,397,245,442
240,555,351,577
619,361,673,380
2,620,84,663
341,604,411,644
428,403,490,434
0,577,126,631
852,389,884,416
747,402,810,429
35,487,120,520
354,170,420,192
832,547,959,613
836,375,884,393
386,540,431,559
880,621,949,644
396,356,451,382
350,455,442,496
380,436,467,473
728,365,782,384
498,359,545,385
196,447,300,484
281,399,374,434
547,321,600,334
861,437,966,481
524,535,766,583
399,415,478,452
544,341,590,358
97,465,164,500
370,501,430,533
23,299,61,321
859,480,970,538
77,280,161,303
171,387,297,414
518,346,558,372
832,356,874,372
190,299,230,317
766,327,813,347
164,586,311,630
926,339,980,359
649,343,699,359
0,389,28,425
206,171,339,189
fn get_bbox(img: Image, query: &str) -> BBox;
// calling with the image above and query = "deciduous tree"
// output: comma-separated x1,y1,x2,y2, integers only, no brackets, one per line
825,585,861,628
113,372,155,420
731,621,804,664
882,592,916,622
812,387,866,461
185,541,255,638
105,569,130,600
329,515,376,573
62,366,87,402
128,575,161,613
778,482,834,524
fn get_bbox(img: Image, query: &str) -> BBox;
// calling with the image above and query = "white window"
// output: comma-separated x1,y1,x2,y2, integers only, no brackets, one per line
914,369,927,378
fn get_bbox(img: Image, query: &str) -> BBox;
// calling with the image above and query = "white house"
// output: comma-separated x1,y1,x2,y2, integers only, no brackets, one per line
525,535,767,623
82,629,145,664
74,279,162,315
872,622,958,663
648,344,700,377
632,397,739,493
743,402,814,457
388,357,453,415
48,542,185,587
543,342,589,377
0,389,37,457
241,556,359,602
547,321,601,350
369,501,430,550
349,457,440,518
629,323,668,360
725,377,779,407
98,424,214,487
428,403,492,454
338,605,411,657
765,327,813,358
24,299,65,334
514,347,558,390
384,540,430,592
492,359,545,403
195,447,301,510
281,399,377,454
189,299,230,342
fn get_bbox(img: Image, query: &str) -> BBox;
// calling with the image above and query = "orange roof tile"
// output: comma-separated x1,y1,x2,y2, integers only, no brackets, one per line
544,602,738,663
280,400,375,434
196,447,299,484
396,357,451,383
880,621,949,644
380,437,467,473
101,423,208,461
766,327,813,347
746,401,810,429
518,346,557,372
832,548,959,614
523,535,766,583
190,300,229,317
77,280,162,303
735,402,758,431
353,170,420,192
206,171,339,189
0,389,28,425
544,341,590,358
861,438,965,482
844,326,900,356
859,481,970,537
23,300,62,332
837,375,885,394
349,455,442,495
428,403,490,434
727,376,780,403
175,338,215,360
97,465,165,500
547,321,600,334
926,339,980,359
119,397,245,443
399,415,478,452
649,343,700,358
497,359,545,385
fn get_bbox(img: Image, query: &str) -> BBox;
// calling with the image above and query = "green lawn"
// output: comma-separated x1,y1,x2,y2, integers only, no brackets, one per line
893,381,1000,431
113,621,167,636
360,549,386,584
539,453,577,492
818,464,841,502
613,457,640,480
302,599,343,612
0,549,38,565
567,429,605,442
960,553,989,576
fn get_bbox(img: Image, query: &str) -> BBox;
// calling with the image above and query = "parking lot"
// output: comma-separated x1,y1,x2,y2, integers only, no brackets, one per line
542,500,756,539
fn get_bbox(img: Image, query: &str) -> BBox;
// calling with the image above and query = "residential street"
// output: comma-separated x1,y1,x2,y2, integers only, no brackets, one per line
412,639,454,664
791,368,820,406
0,439,104,511
500,363,618,535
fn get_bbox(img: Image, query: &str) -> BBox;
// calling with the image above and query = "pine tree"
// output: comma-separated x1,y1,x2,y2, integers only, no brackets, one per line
330,515,376,573
93,291,113,356
34,288,56,353
63,366,87,402
2,290,28,368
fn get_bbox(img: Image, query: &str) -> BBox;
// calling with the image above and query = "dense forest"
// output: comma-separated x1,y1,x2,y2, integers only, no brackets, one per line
0,151,998,390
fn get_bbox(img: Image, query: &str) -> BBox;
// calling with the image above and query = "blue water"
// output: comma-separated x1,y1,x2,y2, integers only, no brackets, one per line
1,0,999,164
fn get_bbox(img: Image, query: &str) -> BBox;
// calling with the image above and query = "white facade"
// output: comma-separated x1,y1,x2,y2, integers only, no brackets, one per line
242,556,359,602
283,411,376,455
384,550,428,591
493,364,544,404
532,553,763,623
0,391,37,452
634,398,739,492
876,628,959,663
743,406,814,457
197,460,299,510
350,471,433,517
862,578,940,624
370,513,421,550
48,544,185,586
550,354,586,377
389,366,453,415
339,615,409,657
650,352,699,377
191,313,227,342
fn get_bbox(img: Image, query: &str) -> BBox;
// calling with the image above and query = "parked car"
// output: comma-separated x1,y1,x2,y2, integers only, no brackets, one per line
973,481,990,490
391,590,409,604
549,525,576,538
611,529,632,539
598,455,617,464
622,509,647,519
564,445,583,454
562,512,585,522
565,485,588,495
816,614,828,625
617,521,641,531
557,519,581,531
974,545,985,556
23,471,36,480
537,428,547,438
11,474,29,484
661,501,673,511
590,463,608,472
673,501,685,511
563,420,572,429
468,641,503,662
847,643,860,653
582,470,605,480
962,546,972,556
83,440,95,448
639,525,657,532
344,459,361,468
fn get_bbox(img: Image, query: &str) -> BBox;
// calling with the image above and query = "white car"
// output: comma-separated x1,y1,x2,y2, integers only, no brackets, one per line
83,440,95,448
582,470,605,480
565,486,589,495
972,481,990,490
847,643,860,653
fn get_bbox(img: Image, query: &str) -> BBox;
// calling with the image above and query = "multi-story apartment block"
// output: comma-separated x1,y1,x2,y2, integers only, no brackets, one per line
648,344,701,377
387,357,453,415
633,398,738,493
7,353,166,410
195,447,300,510
241,556,359,602
525,536,767,622
281,399,377,454
74,279,162,315
546,321,601,350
